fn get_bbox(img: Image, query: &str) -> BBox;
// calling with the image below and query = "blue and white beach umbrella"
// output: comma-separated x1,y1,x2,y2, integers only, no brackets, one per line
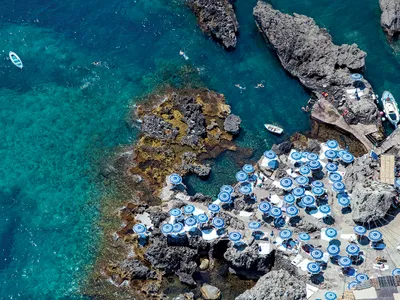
338,256,352,267
311,249,324,260
329,172,343,182
307,153,319,161
279,229,293,239
332,181,346,193
299,165,311,175
218,191,232,203
311,180,324,188
183,204,195,214
356,273,369,283
220,185,234,194
259,202,271,213
296,175,309,186
325,228,338,239
312,187,324,197
242,164,255,173
298,232,311,242
229,232,242,242
239,184,252,195
392,268,400,276
286,205,299,217
368,230,383,242
248,221,261,230
133,224,147,234
268,160,279,170
169,208,182,217
169,173,182,185
161,223,173,234
341,152,354,164
307,262,321,274
308,160,322,170
325,149,337,159
290,151,302,161
196,214,209,223
354,226,367,236
327,244,340,256
351,73,363,81
338,150,347,158
337,195,351,207
292,187,305,198
173,223,184,233
212,217,225,228
346,244,360,256
326,162,338,172
185,217,197,226
348,281,358,290
284,194,295,204
325,291,337,300
319,205,331,215
270,207,283,218
208,203,221,213
235,171,248,182
280,177,293,189
396,178,400,187
301,195,316,207
326,140,339,149
264,150,277,160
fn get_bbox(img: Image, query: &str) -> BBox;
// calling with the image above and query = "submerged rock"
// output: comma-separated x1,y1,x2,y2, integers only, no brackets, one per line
187,0,239,50
224,114,241,135
380,0,400,39
200,284,221,300
253,1,380,126
235,269,307,300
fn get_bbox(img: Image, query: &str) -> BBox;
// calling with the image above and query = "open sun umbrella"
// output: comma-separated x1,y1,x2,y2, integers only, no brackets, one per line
348,281,358,290
258,202,271,213
290,151,302,161
133,224,147,234
298,232,311,242
308,160,322,170
327,244,340,256
346,244,360,256
307,153,319,161
264,150,277,160
325,228,338,239
218,191,232,203
239,184,252,195
311,249,324,260
299,165,311,175
284,194,295,204
236,171,248,182
337,195,351,207
351,73,363,81
296,175,309,185
319,205,331,215
307,262,321,274
279,229,293,239
208,203,221,213
329,172,342,182
183,204,195,214
354,226,366,236
338,256,352,267
326,162,338,172
311,180,324,188
169,173,182,185
286,205,299,217
161,223,173,234
325,291,337,300
341,152,354,164
248,221,261,230
392,268,400,276
169,208,182,217
292,187,305,198
312,187,324,197
242,164,255,173
185,217,197,226
356,273,369,283
268,160,279,170
301,195,316,207
332,181,346,193
326,140,339,149
173,223,184,233
325,149,337,159
270,207,283,218
368,230,382,242
220,185,234,194
212,217,225,228
196,214,209,223
229,232,242,242
280,177,293,189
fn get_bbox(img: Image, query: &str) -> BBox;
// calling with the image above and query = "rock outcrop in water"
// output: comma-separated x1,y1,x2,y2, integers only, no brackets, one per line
187,0,239,50
380,0,400,39
253,1,380,126
235,269,307,300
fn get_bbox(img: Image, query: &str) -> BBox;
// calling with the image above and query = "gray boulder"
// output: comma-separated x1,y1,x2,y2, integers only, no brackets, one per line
271,140,293,156
253,1,380,126
224,114,241,135
351,180,396,223
235,269,307,300
380,0,400,39
142,115,179,141
119,259,156,280
187,0,239,50
343,154,378,192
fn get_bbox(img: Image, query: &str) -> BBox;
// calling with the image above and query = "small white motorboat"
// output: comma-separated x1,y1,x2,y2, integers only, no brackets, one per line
9,51,23,69
381,91,399,127
264,124,284,135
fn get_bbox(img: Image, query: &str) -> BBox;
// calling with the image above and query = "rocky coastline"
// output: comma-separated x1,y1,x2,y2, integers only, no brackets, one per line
380,0,400,40
187,0,239,50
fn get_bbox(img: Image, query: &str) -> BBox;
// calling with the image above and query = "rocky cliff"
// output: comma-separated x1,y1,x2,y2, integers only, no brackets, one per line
380,0,400,39
253,1,380,126
188,0,239,50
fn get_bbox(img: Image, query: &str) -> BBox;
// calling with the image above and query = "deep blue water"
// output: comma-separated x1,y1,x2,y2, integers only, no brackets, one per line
0,0,399,298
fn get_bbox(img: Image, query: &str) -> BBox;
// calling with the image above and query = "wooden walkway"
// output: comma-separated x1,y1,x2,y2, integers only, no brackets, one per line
380,155,395,185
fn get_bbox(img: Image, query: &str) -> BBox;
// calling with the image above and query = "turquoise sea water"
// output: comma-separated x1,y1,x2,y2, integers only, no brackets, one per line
0,0,400,298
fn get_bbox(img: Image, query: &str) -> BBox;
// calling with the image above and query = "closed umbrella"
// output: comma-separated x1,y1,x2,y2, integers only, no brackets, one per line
290,151,302,161
309,160,322,170
301,195,316,207
354,226,366,236
338,256,352,267
299,165,311,176
326,140,339,149
346,244,360,256
229,232,242,242
268,160,279,170
208,203,221,213
212,217,225,228
296,175,309,185
311,180,324,188
220,185,234,194
264,150,277,160
185,217,197,226
292,187,305,198
258,202,271,213
311,249,324,260
169,208,182,217
242,164,255,173
327,244,340,256
280,177,293,189
218,191,232,203
169,173,182,185
286,205,299,217
279,229,293,239
307,262,321,274
325,228,338,239
332,181,345,193
270,207,283,218
236,171,248,182
183,204,195,214
356,273,369,283
284,194,295,204
329,172,342,182
307,153,319,161
325,149,337,159
312,187,324,196
248,221,261,230
368,230,382,242
133,224,147,234
161,223,173,234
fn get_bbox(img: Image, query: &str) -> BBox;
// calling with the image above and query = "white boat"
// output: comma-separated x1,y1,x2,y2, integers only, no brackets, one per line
264,124,284,135
9,51,23,69
381,91,399,127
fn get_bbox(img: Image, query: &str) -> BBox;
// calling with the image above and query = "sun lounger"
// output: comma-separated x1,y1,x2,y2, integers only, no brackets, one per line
373,263,389,270
258,243,272,255
291,254,303,266
306,284,319,299
298,258,312,272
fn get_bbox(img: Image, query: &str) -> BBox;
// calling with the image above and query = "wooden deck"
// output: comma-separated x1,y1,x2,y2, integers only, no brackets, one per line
380,154,395,185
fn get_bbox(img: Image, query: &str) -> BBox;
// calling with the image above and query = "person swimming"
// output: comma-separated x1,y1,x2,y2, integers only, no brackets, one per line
179,50,189,60
235,84,246,90
255,83,264,89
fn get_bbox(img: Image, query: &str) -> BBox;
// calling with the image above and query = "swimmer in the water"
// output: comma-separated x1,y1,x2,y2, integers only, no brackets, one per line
179,50,189,60
235,84,246,90
255,83,265,89
92,61,101,66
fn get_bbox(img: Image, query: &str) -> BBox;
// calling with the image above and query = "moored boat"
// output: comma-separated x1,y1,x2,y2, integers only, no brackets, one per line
381,91,399,127
9,51,23,69
264,124,283,135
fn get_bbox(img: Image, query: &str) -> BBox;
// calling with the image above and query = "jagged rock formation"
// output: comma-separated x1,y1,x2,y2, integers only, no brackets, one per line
187,0,239,49
235,269,307,300
380,0,400,39
253,1,380,126
224,114,241,135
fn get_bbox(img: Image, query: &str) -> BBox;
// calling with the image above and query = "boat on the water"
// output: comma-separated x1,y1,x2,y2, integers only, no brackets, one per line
381,91,399,127
264,124,283,135
9,51,23,69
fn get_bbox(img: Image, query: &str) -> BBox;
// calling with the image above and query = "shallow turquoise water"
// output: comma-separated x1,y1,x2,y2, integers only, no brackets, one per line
0,0,399,298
